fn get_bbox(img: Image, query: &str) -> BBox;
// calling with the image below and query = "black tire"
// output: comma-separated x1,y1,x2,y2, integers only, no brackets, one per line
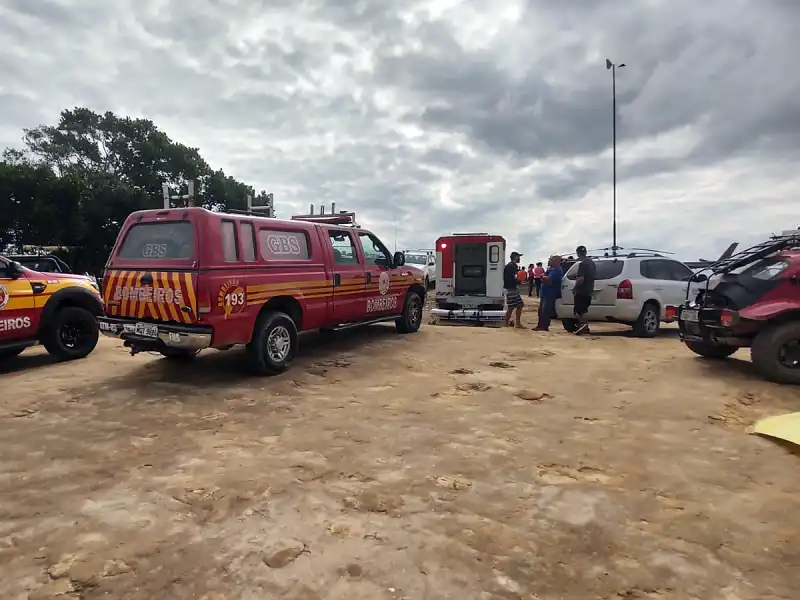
0,347,24,360
246,311,298,375
633,302,660,338
684,340,738,359
42,306,99,361
751,321,800,385
562,318,579,333
160,348,200,360
396,292,423,334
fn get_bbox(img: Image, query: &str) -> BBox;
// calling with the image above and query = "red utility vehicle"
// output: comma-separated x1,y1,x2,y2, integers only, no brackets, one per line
97,205,426,374
676,230,800,384
430,233,507,323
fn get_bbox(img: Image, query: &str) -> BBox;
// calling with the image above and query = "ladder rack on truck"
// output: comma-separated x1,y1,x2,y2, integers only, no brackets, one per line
290,203,360,227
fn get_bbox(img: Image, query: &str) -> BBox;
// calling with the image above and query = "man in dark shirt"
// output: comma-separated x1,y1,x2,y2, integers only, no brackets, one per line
503,251,524,327
534,255,563,331
572,245,596,335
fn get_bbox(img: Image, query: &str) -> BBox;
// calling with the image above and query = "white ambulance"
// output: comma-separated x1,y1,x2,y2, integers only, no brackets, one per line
429,233,507,323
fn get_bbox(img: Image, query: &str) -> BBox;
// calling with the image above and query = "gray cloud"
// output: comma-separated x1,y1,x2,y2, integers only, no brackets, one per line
0,0,797,262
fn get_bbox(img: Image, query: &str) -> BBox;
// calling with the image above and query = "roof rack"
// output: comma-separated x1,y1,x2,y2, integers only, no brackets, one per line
701,229,800,274
290,203,360,227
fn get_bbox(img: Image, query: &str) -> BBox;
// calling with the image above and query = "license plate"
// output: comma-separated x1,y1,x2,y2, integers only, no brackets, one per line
681,309,699,323
134,322,159,337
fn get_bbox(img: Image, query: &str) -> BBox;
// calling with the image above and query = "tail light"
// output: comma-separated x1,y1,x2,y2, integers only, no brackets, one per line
197,288,212,316
719,309,736,327
664,305,678,320
617,279,633,300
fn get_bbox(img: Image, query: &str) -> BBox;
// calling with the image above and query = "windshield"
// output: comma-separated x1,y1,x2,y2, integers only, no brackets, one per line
566,259,624,280
739,257,790,280
405,254,428,265
118,222,195,260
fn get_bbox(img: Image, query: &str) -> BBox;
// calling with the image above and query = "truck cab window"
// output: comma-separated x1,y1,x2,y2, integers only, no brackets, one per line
358,232,392,267
328,231,359,264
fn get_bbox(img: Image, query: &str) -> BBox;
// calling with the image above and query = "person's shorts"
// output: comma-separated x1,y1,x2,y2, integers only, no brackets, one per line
505,289,524,308
574,294,592,316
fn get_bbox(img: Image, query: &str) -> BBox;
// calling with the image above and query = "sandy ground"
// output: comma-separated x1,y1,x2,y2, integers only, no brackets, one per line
1,304,800,600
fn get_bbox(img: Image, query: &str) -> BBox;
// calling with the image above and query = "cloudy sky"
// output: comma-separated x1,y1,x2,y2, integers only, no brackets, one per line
0,0,797,262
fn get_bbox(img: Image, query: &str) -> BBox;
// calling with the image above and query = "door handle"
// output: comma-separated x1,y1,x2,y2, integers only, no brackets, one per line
141,274,154,285
333,274,341,286
365,273,372,283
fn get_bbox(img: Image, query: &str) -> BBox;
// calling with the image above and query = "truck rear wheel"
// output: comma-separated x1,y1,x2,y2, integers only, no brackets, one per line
396,292,423,334
684,340,738,359
751,321,800,385
42,306,99,361
246,311,298,375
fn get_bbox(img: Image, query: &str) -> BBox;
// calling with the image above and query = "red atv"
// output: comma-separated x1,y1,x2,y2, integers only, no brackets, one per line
676,231,800,384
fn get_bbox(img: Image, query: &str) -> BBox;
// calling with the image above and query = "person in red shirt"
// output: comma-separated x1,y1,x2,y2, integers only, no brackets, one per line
532,262,545,297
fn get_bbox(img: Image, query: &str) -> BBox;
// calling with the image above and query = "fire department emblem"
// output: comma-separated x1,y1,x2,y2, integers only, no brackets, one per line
0,284,8,309
378,271,390,295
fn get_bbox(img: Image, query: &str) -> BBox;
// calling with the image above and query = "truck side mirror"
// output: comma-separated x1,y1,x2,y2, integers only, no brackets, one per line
5,260,23,279
690,273,707,282
393,251,405,267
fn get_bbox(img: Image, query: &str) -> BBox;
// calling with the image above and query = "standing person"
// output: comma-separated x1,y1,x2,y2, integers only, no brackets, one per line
516,265,528,285
526,264,536,296
572,245,596,335
534,255,563,331
533,262,545,297
503,251,525,328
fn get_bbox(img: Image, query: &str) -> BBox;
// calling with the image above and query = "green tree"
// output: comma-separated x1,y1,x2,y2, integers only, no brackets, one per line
0,107,257,273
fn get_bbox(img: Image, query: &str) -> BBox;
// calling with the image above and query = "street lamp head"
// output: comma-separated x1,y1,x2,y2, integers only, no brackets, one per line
618,63,626,68
605,58,612,69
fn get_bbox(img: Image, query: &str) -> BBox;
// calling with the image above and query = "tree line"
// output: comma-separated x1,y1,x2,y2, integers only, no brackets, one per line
0,107,267,275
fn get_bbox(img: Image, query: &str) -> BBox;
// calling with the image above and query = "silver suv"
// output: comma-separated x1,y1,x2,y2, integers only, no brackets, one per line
555,254,703,337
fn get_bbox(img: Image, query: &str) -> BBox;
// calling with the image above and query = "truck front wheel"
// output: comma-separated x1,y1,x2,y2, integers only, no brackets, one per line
42,306,99,361
396,292,423,334
751,321,800,385
684,340,738,359
246,311,298,375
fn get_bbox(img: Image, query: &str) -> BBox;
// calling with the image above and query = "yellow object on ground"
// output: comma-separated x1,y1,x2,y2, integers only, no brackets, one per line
752,413,800,447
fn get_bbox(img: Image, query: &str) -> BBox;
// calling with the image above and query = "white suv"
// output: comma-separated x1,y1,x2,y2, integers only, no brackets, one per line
555,254,704,337
404,251,436,288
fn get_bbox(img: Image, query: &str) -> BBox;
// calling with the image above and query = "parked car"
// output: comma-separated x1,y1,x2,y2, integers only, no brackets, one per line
0,255,102,361
403,250,436,288
97,206,427,374
7,254,99,288
556,253,704,337
674,231,800,384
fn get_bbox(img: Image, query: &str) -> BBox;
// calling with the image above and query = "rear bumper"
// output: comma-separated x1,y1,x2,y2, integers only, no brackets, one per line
98,317,212,351
430,308,506,322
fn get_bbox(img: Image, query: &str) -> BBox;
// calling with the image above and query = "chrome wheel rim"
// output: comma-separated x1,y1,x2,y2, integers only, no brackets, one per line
267,326,291,362
409,296,422,327
644,309,658,334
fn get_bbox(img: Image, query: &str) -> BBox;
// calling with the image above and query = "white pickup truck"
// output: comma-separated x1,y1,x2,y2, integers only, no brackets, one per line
403,250,436,288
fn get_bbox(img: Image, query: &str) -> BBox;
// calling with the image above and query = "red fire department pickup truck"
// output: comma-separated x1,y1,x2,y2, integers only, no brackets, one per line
97,207,427,374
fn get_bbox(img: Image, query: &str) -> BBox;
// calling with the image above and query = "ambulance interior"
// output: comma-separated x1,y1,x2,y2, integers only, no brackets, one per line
453,243,487,296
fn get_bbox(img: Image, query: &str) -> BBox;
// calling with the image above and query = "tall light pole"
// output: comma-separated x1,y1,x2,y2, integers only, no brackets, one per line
605,58,625,253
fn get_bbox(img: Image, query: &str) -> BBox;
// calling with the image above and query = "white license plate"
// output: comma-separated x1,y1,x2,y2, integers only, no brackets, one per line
681,309,699,323
134,322,159,337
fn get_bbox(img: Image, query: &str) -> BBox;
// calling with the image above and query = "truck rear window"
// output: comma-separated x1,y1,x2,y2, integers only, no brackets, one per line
118,222,195,259
566,259,624,280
